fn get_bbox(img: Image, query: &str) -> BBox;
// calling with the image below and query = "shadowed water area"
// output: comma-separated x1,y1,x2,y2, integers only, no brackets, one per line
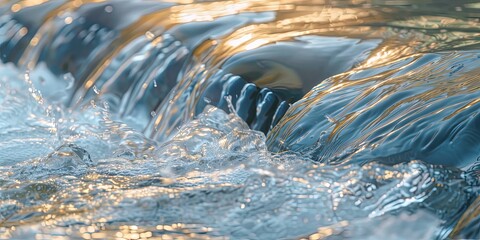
0,0,479,239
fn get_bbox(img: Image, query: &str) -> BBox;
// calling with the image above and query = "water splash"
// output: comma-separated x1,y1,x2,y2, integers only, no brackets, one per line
0,0,479,239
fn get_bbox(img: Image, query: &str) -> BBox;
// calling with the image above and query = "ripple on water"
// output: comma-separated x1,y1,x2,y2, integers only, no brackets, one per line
0,0,479,239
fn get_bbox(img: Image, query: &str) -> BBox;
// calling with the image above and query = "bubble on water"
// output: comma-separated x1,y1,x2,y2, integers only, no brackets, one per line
105,5,113,13
43,143,94,169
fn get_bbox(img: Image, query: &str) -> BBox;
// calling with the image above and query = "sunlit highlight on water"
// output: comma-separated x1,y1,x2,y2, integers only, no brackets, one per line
0,0,479,239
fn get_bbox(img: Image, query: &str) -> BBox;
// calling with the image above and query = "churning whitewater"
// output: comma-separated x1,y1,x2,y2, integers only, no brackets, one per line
0,0,479,239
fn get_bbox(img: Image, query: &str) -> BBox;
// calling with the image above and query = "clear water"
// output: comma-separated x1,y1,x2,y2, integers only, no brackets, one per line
0,0,479,239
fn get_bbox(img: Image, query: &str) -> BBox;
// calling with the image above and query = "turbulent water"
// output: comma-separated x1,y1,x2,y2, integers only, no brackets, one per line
0,0,480,239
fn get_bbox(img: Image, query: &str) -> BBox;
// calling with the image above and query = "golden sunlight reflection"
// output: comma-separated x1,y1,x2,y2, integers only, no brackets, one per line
1,0,479,239
69,0,389,99
450,196,480,238
10,0,50,12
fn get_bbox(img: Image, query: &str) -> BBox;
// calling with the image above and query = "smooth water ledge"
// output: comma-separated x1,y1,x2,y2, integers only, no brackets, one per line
268,51,480,169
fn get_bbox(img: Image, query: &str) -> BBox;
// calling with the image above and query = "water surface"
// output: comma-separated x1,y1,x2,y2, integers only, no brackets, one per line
0,0,479,239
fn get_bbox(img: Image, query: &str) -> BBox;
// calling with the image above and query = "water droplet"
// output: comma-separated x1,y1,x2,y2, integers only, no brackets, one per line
145,31,155,40
105,5,113,13
325,114,337,123
64,16,73,24
24,70,30,81
102,101,109,109
93,85,100,94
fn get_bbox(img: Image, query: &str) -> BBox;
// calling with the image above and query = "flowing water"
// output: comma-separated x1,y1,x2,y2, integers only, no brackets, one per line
0,0,480,239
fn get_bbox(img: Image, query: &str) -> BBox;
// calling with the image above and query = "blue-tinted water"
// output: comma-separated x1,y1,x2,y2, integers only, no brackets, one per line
0,0,479,239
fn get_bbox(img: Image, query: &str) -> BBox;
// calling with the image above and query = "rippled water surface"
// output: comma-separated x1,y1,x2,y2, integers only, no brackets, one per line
0,0,480,239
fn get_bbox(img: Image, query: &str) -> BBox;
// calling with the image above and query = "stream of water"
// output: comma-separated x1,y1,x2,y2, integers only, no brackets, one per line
0,0,479,239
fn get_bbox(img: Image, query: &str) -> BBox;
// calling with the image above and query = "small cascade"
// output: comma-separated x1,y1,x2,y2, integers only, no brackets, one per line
0,1,479,239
